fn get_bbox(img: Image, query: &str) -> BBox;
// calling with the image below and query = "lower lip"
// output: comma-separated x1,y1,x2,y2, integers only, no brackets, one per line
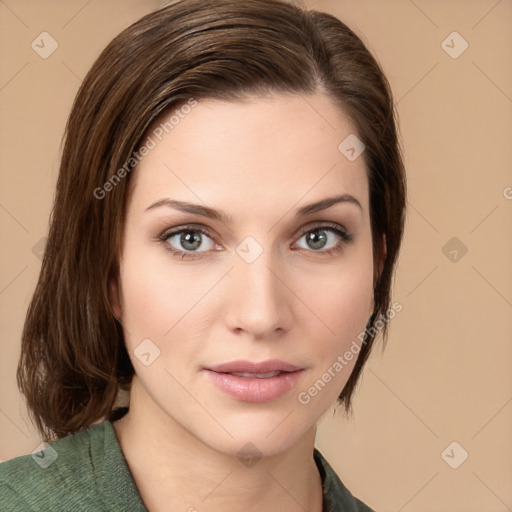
204,370,304,403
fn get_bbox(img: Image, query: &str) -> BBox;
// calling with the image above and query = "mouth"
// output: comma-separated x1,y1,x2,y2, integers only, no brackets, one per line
228,370,284,378
203,360,305,403
205,359,303,374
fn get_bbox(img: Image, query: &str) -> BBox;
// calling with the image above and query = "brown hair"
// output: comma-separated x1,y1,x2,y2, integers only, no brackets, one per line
17,0,406,442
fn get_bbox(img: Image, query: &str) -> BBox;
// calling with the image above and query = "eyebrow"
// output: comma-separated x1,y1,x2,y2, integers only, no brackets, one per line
144,193,362,223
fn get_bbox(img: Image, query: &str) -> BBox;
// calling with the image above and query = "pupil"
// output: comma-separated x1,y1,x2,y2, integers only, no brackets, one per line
308,230,327,250
181,231,201,250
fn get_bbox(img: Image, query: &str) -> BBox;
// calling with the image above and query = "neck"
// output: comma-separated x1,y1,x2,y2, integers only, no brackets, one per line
113,376,323,512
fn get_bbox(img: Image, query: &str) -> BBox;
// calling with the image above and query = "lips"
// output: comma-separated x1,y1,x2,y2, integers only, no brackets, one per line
204,359,305,402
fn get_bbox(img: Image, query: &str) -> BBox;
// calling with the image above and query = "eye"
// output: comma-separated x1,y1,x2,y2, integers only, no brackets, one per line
293,223,353,254
157,222,353,260
159,225,219,260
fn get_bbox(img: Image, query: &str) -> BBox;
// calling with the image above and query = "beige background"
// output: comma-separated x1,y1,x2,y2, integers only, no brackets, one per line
1,1,511,511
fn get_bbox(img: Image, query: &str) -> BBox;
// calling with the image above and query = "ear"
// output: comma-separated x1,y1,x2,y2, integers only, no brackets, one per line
109,275,122,322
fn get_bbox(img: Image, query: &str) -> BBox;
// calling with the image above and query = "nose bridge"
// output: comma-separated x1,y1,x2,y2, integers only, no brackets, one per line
226,236,291,335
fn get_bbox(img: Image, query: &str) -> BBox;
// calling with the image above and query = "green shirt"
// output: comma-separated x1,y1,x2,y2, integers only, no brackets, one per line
1,420,375,511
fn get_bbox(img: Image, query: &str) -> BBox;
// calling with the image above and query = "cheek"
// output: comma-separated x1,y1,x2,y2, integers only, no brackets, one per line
299,261,373,400
117,251,180,343
301,252,374,344
118,247,219,353
295,265,373,412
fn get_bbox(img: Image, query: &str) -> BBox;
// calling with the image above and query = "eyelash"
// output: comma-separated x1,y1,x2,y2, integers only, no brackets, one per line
156,222,354,261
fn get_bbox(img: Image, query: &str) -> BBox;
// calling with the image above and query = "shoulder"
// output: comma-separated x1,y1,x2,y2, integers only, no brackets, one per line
314,448,376,512
0,421,132,511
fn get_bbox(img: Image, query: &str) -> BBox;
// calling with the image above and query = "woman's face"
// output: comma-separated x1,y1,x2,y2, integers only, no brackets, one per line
111,92,375,457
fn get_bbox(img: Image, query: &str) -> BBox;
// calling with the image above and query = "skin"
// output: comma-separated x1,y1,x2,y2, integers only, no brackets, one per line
110,92,376,512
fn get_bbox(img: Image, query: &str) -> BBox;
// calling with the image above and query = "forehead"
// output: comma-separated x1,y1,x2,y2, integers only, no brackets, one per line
128,92,369,216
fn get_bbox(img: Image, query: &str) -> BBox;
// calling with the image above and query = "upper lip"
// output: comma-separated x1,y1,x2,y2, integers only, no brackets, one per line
206,359,303,374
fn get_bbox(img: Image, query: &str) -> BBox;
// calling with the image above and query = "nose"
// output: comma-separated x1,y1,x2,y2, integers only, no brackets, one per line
224,246,294,339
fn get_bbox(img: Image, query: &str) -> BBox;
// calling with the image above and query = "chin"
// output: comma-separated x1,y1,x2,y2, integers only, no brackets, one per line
187,410,317,460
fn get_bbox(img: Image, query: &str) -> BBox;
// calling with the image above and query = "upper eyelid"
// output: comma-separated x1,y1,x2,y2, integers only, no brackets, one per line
160,224,215,240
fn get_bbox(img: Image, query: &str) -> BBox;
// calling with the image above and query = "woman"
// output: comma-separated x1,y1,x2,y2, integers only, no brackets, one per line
0,0,406,510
